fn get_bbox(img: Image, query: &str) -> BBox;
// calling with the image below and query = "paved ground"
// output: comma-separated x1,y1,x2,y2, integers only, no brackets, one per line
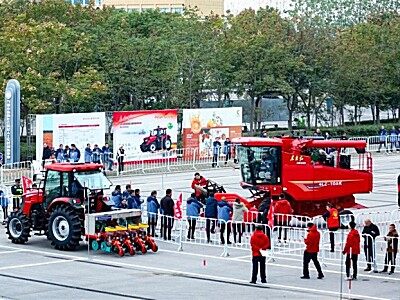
0,153,399,300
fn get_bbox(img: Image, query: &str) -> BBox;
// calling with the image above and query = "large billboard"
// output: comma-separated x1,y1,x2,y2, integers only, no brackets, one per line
182,107,242,156
113,110,178,162
36,112,106,161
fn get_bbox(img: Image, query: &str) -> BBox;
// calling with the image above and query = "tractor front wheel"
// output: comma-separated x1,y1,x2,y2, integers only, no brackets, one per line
48,205,81,251
6,212,31,244
163,139,172,150
149,143,157,152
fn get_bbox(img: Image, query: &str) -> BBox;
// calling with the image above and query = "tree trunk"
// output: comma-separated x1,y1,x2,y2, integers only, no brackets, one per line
370,105,376,124
288,103,293,130
340,106,345,126
375,101,380,124
249,95,255,134
255,96,262,131
354,105,358,125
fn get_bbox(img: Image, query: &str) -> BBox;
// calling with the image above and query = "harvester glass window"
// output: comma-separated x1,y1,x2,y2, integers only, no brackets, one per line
238,146,281,185
74,171,112,190
44,170,61,204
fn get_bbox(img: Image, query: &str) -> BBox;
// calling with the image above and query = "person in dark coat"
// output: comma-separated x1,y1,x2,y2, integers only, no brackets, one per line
301,223,324,279
212,137,221,167
55,144,65,162
123,184,132,200
380,224,398,274
92,144,102,164
362,219,380,272
42,143,52,166
111,185,123,208
205,193,218,243
160,189,174,240
186,193,203,240
224,138,232,165
147,191,160,237
218,197,233,244
64,145,70,162
132,189,142,209
102,143,113,171
84,144,92,163
69,144,81,162
250,225,270,284
11,179,23,211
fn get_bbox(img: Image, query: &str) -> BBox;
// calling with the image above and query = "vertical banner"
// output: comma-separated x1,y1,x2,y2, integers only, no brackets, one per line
113,110,178,163
35,112,106,162
4,79,21,164
182,107,242,158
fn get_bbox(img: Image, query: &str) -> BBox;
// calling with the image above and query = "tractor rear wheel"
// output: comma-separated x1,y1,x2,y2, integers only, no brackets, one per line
6,212,31,244
48,205,81,251
163,139,172,150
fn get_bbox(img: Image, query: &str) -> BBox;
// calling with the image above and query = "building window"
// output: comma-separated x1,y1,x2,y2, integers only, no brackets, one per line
171,7,183,14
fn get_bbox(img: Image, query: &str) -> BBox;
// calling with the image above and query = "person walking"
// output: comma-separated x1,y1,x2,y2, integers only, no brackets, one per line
380,224,398,275
160,189,174,240
84,143,92,163
218,197,232,244
232,198,248,244
301,222,324,279
250,225,270,284
323,203,340,252
205,193,218,243
11,179,23,211
212,137,221,168
147,191,160,237
362,218,380,272
342,221,360,280
377,125,387,153
186,193,203,240
117,145,125,173
223,138,232,165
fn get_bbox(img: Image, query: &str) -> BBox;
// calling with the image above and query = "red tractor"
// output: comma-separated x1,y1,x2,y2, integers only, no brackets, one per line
140,127,172,152
225,137,373,217
6,163,113,250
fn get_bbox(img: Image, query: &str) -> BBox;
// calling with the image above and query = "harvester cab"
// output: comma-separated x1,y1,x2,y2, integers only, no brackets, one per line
232,137,373,216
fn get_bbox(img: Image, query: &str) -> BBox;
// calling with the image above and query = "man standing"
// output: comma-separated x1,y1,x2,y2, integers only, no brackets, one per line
69,144,81,162
377,125,387,153
42,143,52,166
186,193,203,240
11,179,23,211
212,137,221,168
224,138,232,165
205,193,218,243
92,144,102,164
250,225,270,284
301,222,324,279
147,191,160,237
362,219,380,272
55,144,65,162
218,197,232,244
380,224,398,274
117,145,125,173
342,221,360,280
84,144,92,163
160,189,174,240
102,143,113,171
323,204,340,252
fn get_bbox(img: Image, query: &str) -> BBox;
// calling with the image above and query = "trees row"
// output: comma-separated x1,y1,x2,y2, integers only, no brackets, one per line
0,0,399,132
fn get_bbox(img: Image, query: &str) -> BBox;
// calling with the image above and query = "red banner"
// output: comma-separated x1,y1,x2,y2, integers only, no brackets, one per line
21,176,33,193
174,193,183,219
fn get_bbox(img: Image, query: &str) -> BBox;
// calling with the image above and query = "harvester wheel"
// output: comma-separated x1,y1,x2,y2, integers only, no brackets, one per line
91,240,100,251
141,245,147,254
6,211,31,244
125,244,135,256
115,245,124,257
151,243,158,253
48,205,81,251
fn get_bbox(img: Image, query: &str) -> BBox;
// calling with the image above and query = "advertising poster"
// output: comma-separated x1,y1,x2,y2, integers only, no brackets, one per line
182,107,242,157
36,112,106,161
112,110,178,162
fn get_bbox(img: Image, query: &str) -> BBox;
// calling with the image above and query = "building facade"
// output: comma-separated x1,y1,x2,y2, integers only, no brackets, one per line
224,0,291,15
95,0,224,15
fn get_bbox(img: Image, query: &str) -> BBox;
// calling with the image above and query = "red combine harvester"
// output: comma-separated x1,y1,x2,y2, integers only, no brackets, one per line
219,137,373,217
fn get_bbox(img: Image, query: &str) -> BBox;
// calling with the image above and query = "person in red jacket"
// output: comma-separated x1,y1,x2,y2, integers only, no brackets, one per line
301,223,324,279
274,194,293,243
250,225,270,284
191,172,207,202
342,221,361,280
323,203,340,252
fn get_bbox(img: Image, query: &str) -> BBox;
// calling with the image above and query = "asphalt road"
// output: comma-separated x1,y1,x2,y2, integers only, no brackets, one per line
0,153,399,300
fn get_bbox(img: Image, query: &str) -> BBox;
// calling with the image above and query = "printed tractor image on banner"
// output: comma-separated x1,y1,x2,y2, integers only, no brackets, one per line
113,110,178,162
182,107,242,158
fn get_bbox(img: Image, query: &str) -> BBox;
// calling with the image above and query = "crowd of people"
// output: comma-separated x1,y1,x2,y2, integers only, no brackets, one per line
378,125,400,153
42,143,128,172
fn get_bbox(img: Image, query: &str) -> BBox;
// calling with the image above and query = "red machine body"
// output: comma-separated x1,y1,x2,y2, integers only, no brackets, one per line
231,137,373,216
